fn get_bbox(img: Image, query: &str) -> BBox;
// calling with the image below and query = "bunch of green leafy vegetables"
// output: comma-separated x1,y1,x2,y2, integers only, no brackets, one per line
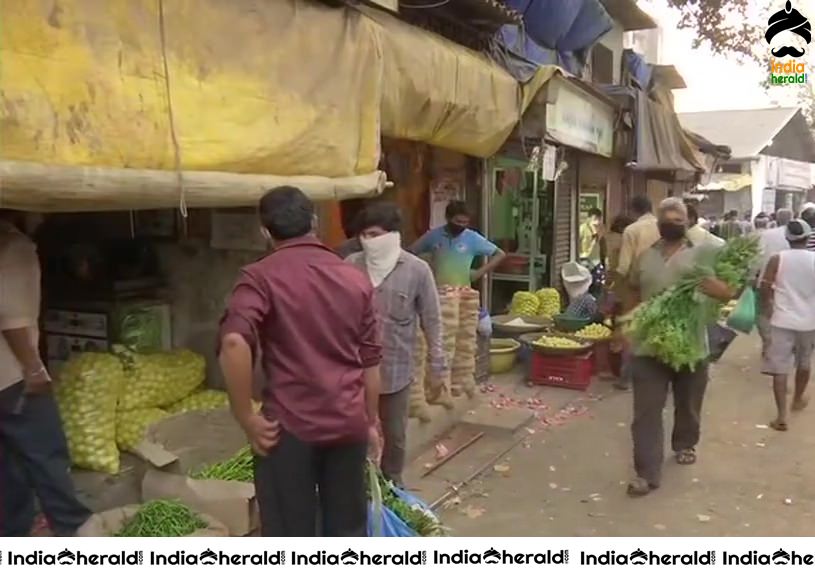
629,235,759,371
367,465,446,536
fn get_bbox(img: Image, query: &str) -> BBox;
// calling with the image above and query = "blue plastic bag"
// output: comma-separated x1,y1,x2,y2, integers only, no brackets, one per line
392,485,433,512
366,502,417,537
367,464,417,537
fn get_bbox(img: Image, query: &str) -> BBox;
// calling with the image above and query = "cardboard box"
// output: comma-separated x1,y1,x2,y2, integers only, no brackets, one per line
78,504,228,537
137,408,259,536
142,470,257,536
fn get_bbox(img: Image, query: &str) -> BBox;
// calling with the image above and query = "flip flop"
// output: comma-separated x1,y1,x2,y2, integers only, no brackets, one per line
675,448,697,465
792,397,810,412
770,419,788,432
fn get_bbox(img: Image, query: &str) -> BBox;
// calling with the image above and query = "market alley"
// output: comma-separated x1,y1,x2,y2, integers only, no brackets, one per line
437,333,815,536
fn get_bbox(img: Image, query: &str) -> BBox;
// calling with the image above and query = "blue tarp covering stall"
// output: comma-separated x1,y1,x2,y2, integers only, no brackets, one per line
493,0,613,81
505,0,613,51
623,49,653,90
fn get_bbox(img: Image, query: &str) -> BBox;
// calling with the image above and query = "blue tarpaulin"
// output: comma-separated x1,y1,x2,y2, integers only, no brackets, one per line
624,49,653,90
494,25,584,81
505,0,613,51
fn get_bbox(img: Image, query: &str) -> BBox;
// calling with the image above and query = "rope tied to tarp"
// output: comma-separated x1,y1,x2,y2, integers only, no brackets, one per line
157,0,188,220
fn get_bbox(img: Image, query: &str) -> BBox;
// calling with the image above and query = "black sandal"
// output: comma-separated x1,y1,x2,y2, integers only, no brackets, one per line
675,448,697,465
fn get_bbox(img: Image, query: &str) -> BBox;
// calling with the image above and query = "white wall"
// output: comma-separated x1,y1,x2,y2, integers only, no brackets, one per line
597,23,624,84
623,28,663,64
750,157,768,218
751,156,814,216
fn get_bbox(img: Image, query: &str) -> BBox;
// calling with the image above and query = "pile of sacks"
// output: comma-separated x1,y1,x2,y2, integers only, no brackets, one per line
55,349,228,474
410,286,480,421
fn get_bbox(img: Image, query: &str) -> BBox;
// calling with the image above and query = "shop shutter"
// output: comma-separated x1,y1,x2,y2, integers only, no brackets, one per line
552,162,576,287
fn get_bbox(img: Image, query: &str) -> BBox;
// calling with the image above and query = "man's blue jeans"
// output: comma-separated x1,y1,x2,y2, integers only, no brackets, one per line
0,381,90,536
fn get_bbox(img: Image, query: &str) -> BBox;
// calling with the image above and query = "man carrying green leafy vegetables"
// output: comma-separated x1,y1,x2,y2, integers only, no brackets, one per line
625,198,737,497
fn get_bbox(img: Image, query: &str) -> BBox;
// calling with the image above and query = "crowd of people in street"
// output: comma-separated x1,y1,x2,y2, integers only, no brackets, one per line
578,197,815,497
5,185,815,536
219,190,507,536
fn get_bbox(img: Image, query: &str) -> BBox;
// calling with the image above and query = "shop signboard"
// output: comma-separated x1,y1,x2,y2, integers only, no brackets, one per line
773,157,811,191
546,78,614,158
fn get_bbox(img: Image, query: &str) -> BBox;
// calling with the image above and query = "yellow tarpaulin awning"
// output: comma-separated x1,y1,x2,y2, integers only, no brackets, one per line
697,173,752,192
0,0,556,211
362,6,556,158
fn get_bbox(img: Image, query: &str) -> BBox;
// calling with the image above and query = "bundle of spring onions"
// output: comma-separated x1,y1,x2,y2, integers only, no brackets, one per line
115,500,207,537
628,235,760,371
190,446,254,483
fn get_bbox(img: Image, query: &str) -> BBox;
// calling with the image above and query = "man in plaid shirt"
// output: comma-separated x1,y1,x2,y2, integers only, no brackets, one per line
347,203,446,485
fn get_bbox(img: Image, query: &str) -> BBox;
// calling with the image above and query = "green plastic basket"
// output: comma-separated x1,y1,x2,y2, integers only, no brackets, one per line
553,314,592,333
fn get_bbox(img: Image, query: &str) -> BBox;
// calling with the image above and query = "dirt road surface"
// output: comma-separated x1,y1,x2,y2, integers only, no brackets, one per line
438,334,815,536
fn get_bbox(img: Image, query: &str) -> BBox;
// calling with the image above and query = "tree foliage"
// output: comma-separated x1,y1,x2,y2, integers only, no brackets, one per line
666,0,763,60
666,0,815,124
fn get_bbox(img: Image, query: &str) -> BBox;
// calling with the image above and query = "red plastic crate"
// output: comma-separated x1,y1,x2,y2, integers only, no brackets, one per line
529,350,594,390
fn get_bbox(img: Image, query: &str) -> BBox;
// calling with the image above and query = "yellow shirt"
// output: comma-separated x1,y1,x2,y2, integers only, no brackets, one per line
579,220,601,265
616,213,659,280
0,222,41,390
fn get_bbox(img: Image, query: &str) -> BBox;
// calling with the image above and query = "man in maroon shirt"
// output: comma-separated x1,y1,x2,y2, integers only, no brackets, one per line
219,186,382,537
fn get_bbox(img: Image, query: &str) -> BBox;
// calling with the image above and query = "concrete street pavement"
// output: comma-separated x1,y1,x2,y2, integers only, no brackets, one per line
439,334,815,536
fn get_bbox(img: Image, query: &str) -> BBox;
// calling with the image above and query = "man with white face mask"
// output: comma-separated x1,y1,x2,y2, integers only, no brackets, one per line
347,203,445,485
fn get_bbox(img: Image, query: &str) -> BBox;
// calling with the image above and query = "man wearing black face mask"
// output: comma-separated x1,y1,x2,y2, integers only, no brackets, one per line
410,201,506,287
625,198,735,497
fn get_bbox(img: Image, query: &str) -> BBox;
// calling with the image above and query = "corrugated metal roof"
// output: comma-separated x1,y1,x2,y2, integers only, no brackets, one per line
677,107,799,159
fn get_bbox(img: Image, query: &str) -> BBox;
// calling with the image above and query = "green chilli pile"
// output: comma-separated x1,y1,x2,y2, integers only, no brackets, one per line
629,235,759,371
191,446,254,483
115,500,207,537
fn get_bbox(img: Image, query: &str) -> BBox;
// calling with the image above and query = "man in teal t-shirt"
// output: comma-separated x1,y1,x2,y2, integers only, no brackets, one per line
409,201,506,287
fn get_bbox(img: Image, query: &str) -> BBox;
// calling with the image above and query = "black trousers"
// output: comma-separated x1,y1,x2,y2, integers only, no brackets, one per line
379,386,410,486
253,430,367,537
630,356,708,486
0,382,91,536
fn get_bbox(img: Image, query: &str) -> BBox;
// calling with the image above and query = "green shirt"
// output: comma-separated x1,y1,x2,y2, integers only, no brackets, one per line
631,239,716,359
632,239,698,301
